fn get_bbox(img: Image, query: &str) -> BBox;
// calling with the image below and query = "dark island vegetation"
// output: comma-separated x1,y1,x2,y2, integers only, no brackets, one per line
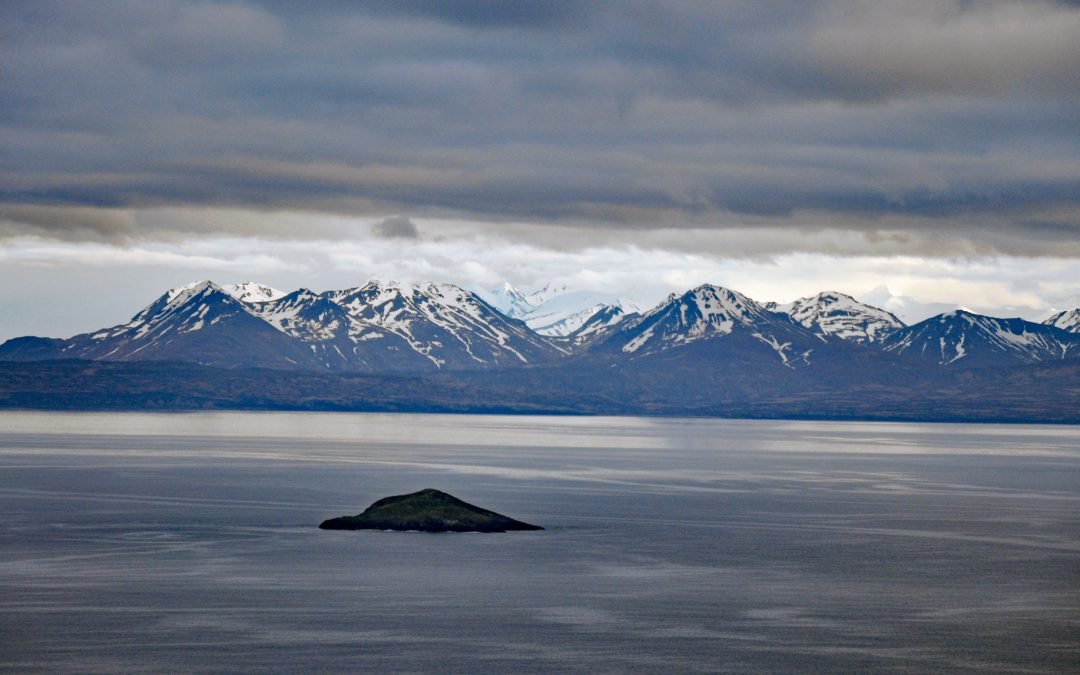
319,489,543,533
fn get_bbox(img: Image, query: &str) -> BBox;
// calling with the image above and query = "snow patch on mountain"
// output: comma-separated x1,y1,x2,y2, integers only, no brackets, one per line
610,284,807,363
475,283,535,318
477,282,640,338
1044,308,1080,333
329,279,562,367
247,289,348,342
224,282,286,304
529,303,606,336
525,291,640,337
120,281,231,341
883,310,1079,366
752,333,794,367
164,280,207,304
780,291,904,343
523,282,570,309
566,305,638,346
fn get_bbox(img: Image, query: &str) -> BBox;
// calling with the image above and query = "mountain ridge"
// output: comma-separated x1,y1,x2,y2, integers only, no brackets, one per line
2,279,1077,388
882,309,1079,368
1045,309,1080,333
777,291,905,343
476,283,640,337
587,284,823,369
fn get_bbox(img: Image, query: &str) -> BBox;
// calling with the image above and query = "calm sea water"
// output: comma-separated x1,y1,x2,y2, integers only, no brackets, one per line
0,412,1077,673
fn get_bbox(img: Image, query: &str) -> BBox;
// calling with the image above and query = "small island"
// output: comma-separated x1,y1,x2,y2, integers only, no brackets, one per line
319,488,543,533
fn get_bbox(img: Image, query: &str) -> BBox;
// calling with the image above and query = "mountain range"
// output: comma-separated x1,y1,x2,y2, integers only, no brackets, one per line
0,280,563,372
1,279,1077,422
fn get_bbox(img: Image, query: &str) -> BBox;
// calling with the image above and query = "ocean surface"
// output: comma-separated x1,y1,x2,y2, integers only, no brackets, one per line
0,412,1077,673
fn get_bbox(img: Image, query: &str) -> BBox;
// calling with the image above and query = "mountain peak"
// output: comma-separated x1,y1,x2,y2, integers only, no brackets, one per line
326,279,562,369
224,282,286,304
814,290,853,303
4,278,314,370
936,309,984,324
524,282,569,308
136,280,247,328
360,279,462,298
678,284,765,321
476,282,536,318
603,283,803,359
566,304,637,345
884,310,1078,367
164,280,217,303
362,278,405,291
785,291,903,343
1044,308,1080,333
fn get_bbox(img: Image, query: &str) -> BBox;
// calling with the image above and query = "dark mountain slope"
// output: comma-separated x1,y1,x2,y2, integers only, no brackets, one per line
882,310,1080,368
0,282,319,370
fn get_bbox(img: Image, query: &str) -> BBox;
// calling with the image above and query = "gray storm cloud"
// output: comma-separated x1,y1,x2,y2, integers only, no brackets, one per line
372,215,420,239
0,204,137,241
0,0,1078,257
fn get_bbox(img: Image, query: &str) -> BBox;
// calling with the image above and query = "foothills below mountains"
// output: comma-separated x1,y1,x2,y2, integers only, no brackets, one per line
1,280,1078,423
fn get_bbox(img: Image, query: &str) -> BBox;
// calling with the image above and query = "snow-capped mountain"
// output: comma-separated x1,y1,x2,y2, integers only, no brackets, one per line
523,291,640,337
0,279,564,372
591,284,822,367
528,302,607,336
478,283,536,319
0,281,316,369
882,310,1080,367
1044,309,1080,333
566,305,639,346
243,288,406,370
327,280,564,368
248,289,350,341
4,280,1078,382
522,282,570,309
477,283,640,337
776,291,904,343
224,282,286,304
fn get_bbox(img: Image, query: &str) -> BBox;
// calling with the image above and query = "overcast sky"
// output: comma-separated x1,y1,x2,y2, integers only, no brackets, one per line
2,0,1079,341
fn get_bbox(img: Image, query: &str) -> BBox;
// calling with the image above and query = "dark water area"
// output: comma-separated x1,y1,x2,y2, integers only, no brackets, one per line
0,413,1077,673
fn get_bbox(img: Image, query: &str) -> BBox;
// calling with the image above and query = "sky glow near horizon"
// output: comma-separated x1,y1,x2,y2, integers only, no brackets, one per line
1,1,1079,341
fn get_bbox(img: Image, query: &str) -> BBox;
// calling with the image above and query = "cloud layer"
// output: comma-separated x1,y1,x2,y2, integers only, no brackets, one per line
2,2,1079,343
2,0,1078,256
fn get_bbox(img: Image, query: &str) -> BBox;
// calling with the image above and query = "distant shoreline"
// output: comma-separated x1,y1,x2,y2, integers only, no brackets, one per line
2,359,1077,425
